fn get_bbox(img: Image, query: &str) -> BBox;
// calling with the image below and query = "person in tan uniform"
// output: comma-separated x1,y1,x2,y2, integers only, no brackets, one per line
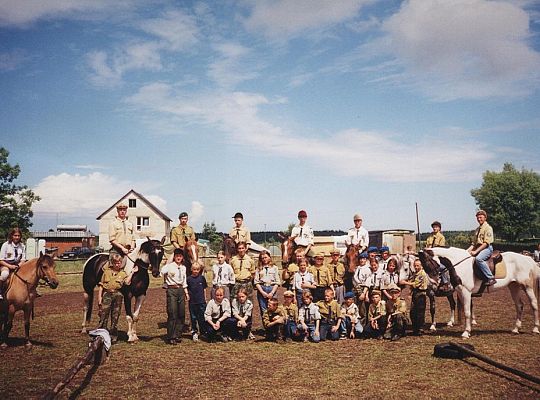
316,288,342,341
230,242,256,298
467,210,496,286
108,202,135,256
309,252,332,302
426,220,450,291
262,298,286,342
403,259,428,336
229,212,251,248
383,283,408,341
327,248,345,304
170,212,196,250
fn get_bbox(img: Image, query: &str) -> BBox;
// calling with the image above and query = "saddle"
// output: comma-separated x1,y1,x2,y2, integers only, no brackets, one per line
473,250,506,280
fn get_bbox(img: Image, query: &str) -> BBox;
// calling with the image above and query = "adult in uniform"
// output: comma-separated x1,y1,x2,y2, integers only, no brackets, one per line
229,212,251,249
108,202,136,272
170,211,196,250
291,210,314,256
403,259,428,336
230,242,256,298
467,210,496,286
327,248,345,304
345,213,369,253
426,221,445,247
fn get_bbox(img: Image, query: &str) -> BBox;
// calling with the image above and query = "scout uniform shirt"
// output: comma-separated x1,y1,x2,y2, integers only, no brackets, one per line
231,298,253,320
229,225,251,245
426,231,446,247
263,305,286,329
283,302,299,322
108,217,135,248
327,261,345,286
283,262,299,287
341,302,360,324
254,265,281,287
160,261,188,288
293,270,315,291
309,265,331,287
368,300,387,320
368,269,384,291
0,241,25,264
99,269,127,292
472,222,494,249
230,254,256,282
317,299,341,323
412,268,429,291
353,265,371,288
291,224,314,248
212,262,235,286
381,269,400,289
204,298,231,322
386,298,408,317
298,302,321,325
345,226,369,248
170,224,196,248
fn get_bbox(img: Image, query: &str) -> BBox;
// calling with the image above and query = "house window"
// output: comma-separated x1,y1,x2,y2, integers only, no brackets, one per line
129,199,137,208
136,217,150,231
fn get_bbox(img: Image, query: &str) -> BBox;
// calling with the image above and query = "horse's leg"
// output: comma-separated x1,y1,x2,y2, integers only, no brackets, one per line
446,294,456,327
24,305,32,348
523,285,540,334
130,295,146,342
2,306,15,348
429,293,437,331
508,282,524,334
470,300,478,326
457,287,472,338
81,291,93,333
124,292,135,342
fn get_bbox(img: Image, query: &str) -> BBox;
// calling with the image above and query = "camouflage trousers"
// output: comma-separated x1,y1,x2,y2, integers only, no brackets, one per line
99,290,124,332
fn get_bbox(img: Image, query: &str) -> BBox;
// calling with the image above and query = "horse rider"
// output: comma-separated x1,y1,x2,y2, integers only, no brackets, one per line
229,212,251,249
108,202,136,273
426,221,450,291
291,210,314,257
0,227,26,300
345,213,369,254
467,210,496,286
170,211,196,251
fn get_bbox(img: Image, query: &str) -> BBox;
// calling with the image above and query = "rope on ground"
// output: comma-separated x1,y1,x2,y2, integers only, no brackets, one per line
41,336,107,399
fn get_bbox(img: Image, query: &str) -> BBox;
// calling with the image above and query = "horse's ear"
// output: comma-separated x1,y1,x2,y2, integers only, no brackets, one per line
39,251,44,257
160,236,166,245
146,236,151,242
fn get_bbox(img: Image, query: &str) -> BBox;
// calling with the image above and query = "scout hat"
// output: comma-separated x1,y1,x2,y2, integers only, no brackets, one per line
179,212,188,218
173,248,184,257
330,248,340,255
431,221,442,228
283,290,294,297
232,212,243,219
344,291,355,299
387,283,401,293
379,246,390,253
359,252,368,259
367,246,378,253
476,210,487,218
116,202,128,209
298,210,307,218
371,289,382,297
353,213,362,221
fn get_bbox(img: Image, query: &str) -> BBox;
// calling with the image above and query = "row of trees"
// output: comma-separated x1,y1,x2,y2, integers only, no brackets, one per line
1,147,538,244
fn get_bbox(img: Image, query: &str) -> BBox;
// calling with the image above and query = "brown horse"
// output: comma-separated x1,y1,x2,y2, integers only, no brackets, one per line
0,253,59,348
278,233,297,267
345,243,361,270
222,234,237,262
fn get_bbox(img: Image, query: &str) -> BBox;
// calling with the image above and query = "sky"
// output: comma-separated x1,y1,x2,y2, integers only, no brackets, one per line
1,0,540,236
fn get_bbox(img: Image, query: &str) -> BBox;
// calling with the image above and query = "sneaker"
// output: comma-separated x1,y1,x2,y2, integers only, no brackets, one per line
192,333,199,342
303,336,309,342
485,278,497,286
247,332,256,340
339,334,346,340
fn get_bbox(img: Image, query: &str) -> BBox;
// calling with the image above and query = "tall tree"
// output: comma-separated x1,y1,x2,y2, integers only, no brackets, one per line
471,163,540,241
0,148,41,239
199,221,222,253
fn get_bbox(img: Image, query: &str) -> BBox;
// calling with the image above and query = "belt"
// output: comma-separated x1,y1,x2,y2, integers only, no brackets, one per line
413,289,427,293
237,279,251,283
167,285,181,289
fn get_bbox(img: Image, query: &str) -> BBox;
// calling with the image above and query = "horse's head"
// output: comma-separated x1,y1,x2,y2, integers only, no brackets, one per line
37,252,59,289
222,234,236,261
279,233,296,265
184,238,199,265
345,244,360,268
141,236,165,277
418,249,440,279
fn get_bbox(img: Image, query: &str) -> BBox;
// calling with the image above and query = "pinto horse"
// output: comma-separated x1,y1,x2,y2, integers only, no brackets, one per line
81,238,164,342
419,246,540,338
0,253,59,348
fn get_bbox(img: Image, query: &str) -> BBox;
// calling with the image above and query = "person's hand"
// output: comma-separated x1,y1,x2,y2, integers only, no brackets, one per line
331,325,338,333
349,330,355,339
132,265,138,273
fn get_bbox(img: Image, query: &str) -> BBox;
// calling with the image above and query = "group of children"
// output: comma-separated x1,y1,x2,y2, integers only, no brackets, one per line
97,244,428,344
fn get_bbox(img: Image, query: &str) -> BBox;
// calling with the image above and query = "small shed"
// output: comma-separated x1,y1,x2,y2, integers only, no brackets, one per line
369,229,416,254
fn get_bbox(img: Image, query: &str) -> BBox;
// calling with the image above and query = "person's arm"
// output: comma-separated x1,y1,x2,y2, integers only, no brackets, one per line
124,266,137,285
97,284,104,315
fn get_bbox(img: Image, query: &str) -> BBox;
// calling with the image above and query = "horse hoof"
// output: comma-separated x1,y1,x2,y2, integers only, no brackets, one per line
471,320,478,326
429,325,437,332
446,321,454,327
511,327,520,334
80,327,87,334
532,327,539,334
461,331,470,339
0,343,7,349
25,342,32,349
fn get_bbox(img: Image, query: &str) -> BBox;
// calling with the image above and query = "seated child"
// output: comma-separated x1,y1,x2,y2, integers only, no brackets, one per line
384,283,409,341
340,291,363,339
187,262,207,342
297,290,321,343
293,259,316,307
225,288,253,340
282,290,299,341
97,253,136,343
316,288,342,341
204,287,231,342
262,298,286,342
364,289,387,339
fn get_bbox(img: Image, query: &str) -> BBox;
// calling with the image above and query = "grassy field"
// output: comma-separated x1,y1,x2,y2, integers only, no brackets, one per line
1,267,540,399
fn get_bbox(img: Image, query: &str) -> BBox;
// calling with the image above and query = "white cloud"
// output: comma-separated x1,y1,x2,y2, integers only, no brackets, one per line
0,0,132,27
33,172,166,215
125,83,497,182
243,0,373,40
190,201,205,224
374,0,540,100
208,42,258,88
139,9,199,51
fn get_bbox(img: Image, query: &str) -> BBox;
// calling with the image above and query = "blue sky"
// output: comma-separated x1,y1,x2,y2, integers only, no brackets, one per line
1,0,539,235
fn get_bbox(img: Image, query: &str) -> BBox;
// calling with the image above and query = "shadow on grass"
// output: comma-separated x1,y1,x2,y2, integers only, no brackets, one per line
3,337,55,348
462,359,540,393
68,364,100,400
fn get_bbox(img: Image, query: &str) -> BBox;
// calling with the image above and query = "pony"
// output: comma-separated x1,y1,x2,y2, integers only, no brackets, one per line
278,233,297,267
0,253,59,348
344,243,360,271
419,246,540,338
221,234,236,262
81,238,164,342
183,238,199,276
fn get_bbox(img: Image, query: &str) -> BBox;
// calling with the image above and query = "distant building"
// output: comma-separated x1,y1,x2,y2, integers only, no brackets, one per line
369,229,416,254
97,189,172,250
31,225,97,257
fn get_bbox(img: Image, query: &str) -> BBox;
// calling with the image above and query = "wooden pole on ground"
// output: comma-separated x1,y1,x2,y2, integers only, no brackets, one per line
41,336,106,400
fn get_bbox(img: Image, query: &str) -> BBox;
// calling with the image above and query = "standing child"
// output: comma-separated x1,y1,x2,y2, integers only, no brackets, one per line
282,290,299,341
282,248,305,291
160,248,189,345
384,283,408,341
340,291,363,339
297,290,321,343
381,258,400,301
97,253,136,343
316,288,342,341
254,250,280,320
293,259,316,307
204,287,231,342
353,252,371,326
327,248,346,304
403,259,428,336
262,298,286,342
187,262,207,342
364,289,387,339
212,251,235,300
225,288,254,340
309,252,331,302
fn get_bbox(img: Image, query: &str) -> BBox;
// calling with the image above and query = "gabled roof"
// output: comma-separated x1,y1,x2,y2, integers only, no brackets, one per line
96,189,172,222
